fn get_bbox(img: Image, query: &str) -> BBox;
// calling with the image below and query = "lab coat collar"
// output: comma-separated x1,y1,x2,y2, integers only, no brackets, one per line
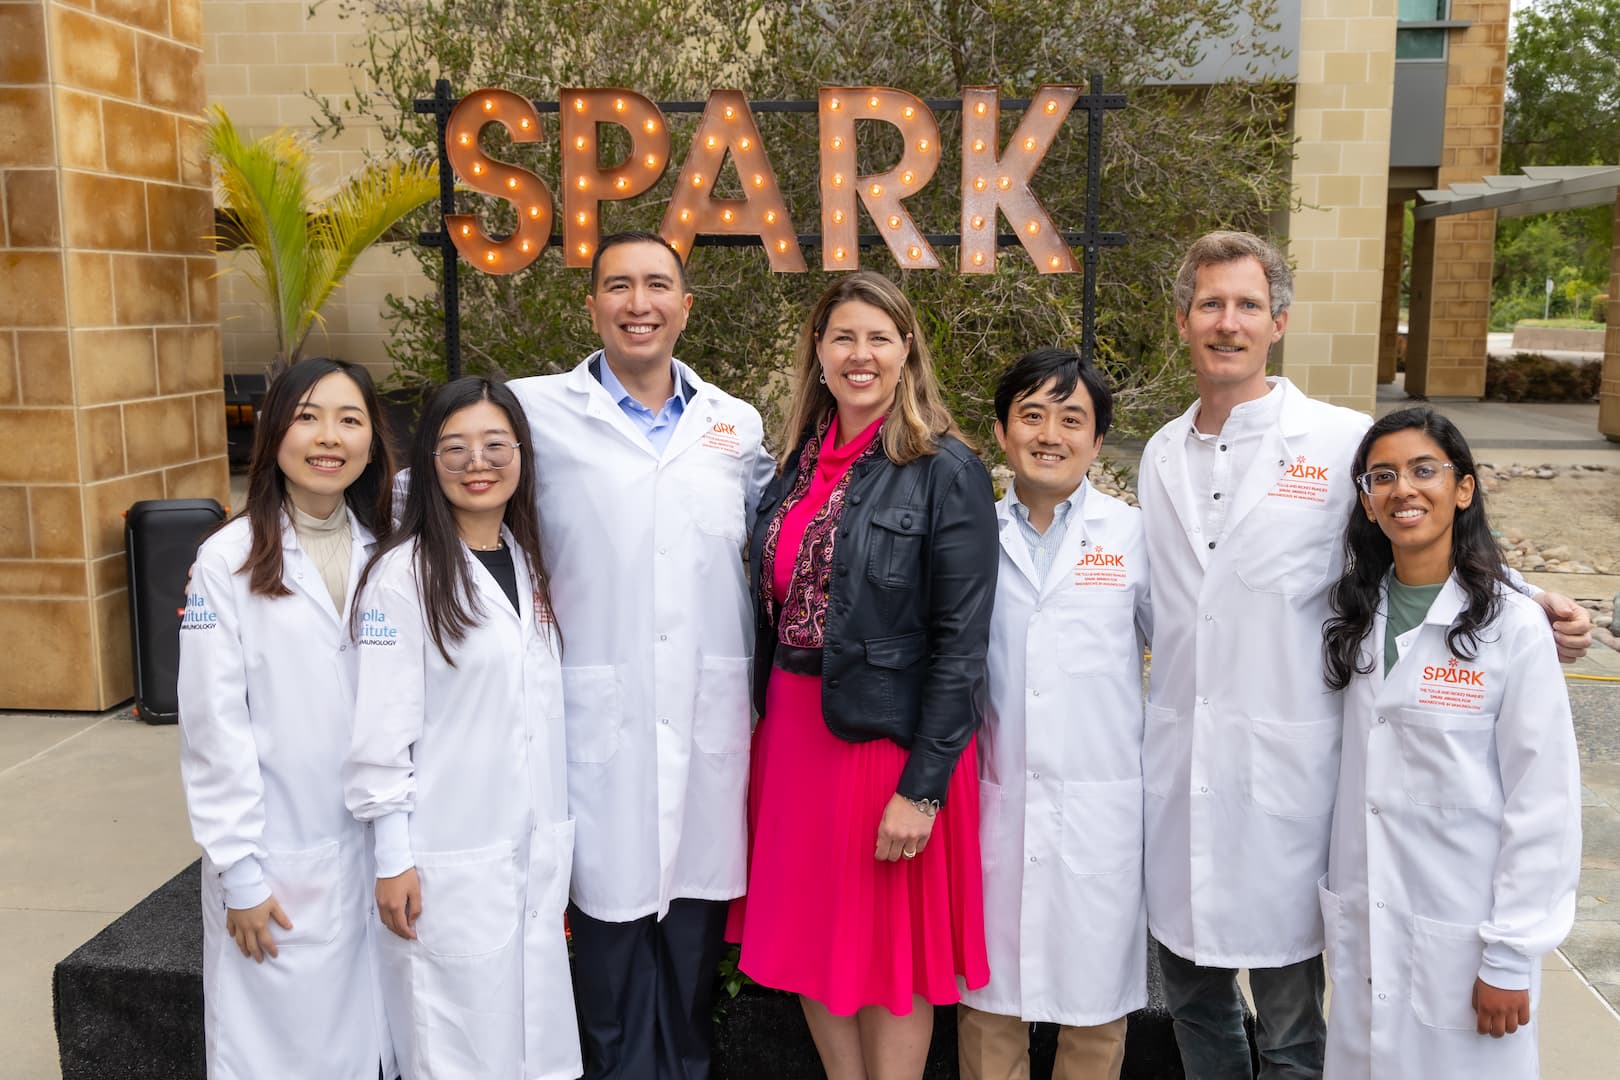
461,523,529,625
996,478,1100,597
277,507,377,624
566,352,723,465
1376,571,1466,684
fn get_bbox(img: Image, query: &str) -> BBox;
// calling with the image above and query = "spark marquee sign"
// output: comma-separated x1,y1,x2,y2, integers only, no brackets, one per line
434,82,1124,277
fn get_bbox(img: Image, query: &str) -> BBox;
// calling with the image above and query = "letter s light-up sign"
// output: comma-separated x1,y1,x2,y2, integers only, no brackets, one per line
444,85,1082,276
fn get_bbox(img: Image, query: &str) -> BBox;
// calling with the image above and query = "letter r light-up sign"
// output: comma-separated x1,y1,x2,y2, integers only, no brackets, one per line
439,83,1120,278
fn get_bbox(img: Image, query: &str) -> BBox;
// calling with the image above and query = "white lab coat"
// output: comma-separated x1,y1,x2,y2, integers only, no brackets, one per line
508,356,774,921
1320,577,1580,1080
178,514,394,1080
346,533,579,1080
1138,377,1370,967
960,482,1153,1026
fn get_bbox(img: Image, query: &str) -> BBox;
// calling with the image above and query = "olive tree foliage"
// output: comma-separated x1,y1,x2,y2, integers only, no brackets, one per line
313,0,1294,444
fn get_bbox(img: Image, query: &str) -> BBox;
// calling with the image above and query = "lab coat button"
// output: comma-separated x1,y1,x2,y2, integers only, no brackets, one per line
1219,444,1228,452
529,910,538,918
1203,614,1212,622
1377,993,1387,1001
339,643,347,651
1029,856,1037,863
1031,771,1040,780
1031,689,1041,697
1200,697,1210,705
1199,786,1208,793
1213,492,1222,500
1370,806,1380,815
1377,716,1386,724
1376,901,1384,909
1207,541,1216,550
660,717,670,725
660,634,669,641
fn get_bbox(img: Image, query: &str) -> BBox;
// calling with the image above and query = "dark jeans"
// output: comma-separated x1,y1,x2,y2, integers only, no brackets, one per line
1156,939,1326,1080
568,898,730,1080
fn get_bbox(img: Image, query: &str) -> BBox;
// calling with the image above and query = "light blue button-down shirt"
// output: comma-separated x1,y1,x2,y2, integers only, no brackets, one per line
1007,481,1083,584
594,354,691,455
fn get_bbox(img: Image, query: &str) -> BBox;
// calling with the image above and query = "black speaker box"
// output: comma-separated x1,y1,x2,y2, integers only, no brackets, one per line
124,499,225,724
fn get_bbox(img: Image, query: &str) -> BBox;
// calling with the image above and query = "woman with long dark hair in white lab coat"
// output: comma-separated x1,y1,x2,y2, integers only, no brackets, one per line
346,377,580,1080
1319,407,1581,1079
178,357,397,1079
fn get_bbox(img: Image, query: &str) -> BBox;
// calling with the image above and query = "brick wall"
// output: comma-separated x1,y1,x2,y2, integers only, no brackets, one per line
1,0,227,710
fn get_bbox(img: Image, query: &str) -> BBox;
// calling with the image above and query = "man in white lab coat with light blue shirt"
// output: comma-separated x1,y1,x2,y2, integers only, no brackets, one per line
507,231,773,1080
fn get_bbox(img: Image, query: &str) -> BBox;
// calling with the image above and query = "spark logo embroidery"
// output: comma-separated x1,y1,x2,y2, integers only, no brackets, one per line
701,420,742,455
1073,544,1127,589
1267,455,1331,505
1417,657,1487,709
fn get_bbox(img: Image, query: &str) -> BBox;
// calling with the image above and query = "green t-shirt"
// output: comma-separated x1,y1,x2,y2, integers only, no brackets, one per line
1385,577,1445,674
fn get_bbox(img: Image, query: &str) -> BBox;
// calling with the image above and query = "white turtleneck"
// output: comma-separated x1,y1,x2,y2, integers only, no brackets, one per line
289,500,352,612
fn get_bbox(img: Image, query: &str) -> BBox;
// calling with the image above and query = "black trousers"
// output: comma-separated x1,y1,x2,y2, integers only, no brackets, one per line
568,898,730,1080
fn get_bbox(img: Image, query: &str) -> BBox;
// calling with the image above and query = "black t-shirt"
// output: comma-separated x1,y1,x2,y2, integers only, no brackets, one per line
472,543,521,614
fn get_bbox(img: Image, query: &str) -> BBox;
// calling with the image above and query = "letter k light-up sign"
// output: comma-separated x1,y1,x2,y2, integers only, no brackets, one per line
444,85,1091,277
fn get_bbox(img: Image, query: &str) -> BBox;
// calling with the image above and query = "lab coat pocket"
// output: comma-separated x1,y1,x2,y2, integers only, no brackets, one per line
866,508,926,588
1316,876,1353,986
1234,506,1335,596
978,779,1007,871
1248,716,1341,818
694,656,752,754
1056,599,1134,675
414,842,521,958
685,477,746,543
1410,915,1486,1030
562,664,623,764
261,840,343,948
1141,705,1181,798
1060,777,1143,875
1393,707,1496,810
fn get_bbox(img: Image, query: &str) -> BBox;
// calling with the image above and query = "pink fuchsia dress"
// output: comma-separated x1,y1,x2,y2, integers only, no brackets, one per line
726,413,989,1016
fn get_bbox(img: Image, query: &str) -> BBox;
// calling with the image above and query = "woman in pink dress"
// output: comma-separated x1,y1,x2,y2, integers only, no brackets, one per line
728,271,997,1078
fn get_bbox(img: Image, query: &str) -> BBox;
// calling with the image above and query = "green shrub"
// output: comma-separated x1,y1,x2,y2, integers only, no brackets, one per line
1591,293,1611,323
1484,352,1602,402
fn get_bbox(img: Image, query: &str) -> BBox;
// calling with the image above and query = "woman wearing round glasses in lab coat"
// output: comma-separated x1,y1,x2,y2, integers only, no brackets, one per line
178,357,397,1079
346,377,579,1080
1319,407,1580,1080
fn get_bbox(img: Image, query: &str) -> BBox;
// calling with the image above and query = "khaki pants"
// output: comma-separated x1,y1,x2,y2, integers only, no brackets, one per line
957,1004,1127,1080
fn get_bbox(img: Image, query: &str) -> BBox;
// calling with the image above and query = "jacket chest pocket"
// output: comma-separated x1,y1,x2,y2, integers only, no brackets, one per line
865,508,925,588
1393,707,1496,810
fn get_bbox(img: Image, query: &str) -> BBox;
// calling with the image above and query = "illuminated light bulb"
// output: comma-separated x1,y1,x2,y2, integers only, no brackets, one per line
471,162,483,174
520,239,532,252
829,97,841,110
831,136,844,150
482,98,494,112
973,251,986,266
903,106,915,119
887,215,901,229
615,177,628,190
777,239,789,252
1045,99,1059,114
576,211,588,225
765,210,777,224
832,173,845,187
575,136,586,149
706,136,719,149
519,117,531,130
998,176,1011,190
740,137,752,149
907,245,921,260
680,209,692,222
722,208,734,223
459,224,471,237
1023,137,1037,151
645,153,658,168
578,242,590,256
670,239,681,250
833,247,846,261
484,250,496,263
1025,221,1040,235
576,176,588,189
457,133,471,145
868,95,879,108
506,177,519,189
1050,255,1062,268
528,206,541,218
869,183,882,197
613,98,625,112
691,173,704,187
918,139,930,152
832,209,845,224
573,98,585,112
724,105,736,119
752,173,764,188
973,177,987,191
971,214,986,229
975,101,988,115
901,170,915,185
644,118,658,133
972,138,985,153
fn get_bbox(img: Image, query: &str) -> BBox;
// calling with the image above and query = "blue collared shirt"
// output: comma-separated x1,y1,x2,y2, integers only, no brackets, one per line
593,353,692,455
1007,481,1083,583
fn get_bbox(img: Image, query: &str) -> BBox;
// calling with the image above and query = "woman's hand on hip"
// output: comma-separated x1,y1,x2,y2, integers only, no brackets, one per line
376,867,422,940
875,793,935,862
225,895,292,962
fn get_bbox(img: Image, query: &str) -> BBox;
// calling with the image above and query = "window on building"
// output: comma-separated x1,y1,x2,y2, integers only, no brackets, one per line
1397,0,1450,60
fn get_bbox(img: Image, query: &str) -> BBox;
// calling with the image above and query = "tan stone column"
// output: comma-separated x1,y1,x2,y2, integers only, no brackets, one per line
1600,197,1620,442
0,0,226,710
1403,0,1508,397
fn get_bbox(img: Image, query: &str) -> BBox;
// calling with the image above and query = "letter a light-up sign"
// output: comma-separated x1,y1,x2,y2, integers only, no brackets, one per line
560,89,670,267
818,88,943,271
444,88,553,275
661,91,804,271
960,85,1079,274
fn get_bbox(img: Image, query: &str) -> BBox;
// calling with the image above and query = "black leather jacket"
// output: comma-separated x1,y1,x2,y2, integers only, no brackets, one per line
749,430,998,804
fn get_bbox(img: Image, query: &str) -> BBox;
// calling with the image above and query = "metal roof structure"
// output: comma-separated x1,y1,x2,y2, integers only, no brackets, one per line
1414,165,1620,220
